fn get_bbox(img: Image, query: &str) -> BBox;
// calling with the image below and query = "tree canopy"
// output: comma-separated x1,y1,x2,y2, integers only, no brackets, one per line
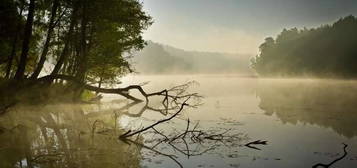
0,0,152,85
251,15,357,78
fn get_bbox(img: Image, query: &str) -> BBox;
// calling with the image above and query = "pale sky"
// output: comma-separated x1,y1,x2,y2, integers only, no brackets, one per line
141,0,357,55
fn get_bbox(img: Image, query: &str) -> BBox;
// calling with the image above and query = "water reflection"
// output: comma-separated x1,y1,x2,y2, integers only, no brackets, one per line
2,77,357,168
256,79,357,138
0,104,141,168
112,97,252,168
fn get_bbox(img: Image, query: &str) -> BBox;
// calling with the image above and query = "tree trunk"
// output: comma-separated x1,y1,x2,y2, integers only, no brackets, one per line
5,5,24,79
96,76,103,95
14,0,36,80
30,0,59,79
72,1,89,101
51,2,78,76
75,0,89,83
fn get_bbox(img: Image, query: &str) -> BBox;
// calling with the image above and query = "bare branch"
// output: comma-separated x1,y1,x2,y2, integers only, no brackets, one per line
312,143,348,168
37,75,201,105
119,98,190,138
125,138,183,168
244,140,268,150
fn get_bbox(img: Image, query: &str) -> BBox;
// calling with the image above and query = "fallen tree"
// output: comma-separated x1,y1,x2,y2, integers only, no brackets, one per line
36,74,200,103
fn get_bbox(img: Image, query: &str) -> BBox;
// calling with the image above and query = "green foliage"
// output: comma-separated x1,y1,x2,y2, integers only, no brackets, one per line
0,0,151,82
0,0,152,102
80,90,95,101
85,0,152,85
252,15,357,78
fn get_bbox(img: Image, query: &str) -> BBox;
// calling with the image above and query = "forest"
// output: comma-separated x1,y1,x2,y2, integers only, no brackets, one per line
0,0,153,104
251,15,357,78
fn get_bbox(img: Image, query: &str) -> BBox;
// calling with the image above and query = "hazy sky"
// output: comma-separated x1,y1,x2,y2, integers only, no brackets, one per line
141,0,357,55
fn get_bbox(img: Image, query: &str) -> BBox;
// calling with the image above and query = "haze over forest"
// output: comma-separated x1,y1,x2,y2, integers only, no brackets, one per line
132,41,252,74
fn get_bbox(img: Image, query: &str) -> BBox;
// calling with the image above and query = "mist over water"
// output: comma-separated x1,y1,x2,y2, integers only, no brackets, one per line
1,74,357,168
118,75,357,168
2,1,357,167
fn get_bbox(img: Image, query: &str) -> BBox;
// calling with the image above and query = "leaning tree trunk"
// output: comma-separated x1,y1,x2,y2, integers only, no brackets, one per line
5,5,24,79
30,0,59,79
14,0,36,80
51,2,78,76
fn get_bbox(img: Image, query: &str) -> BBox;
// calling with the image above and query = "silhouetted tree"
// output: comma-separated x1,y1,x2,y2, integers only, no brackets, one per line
14,0,36,80
0,0,152,101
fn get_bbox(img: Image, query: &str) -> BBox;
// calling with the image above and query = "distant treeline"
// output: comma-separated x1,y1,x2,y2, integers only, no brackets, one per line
251,15,357,77
133,41,252,74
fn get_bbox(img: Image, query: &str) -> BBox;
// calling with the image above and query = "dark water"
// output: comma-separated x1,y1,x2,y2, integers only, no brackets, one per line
1,75,357,168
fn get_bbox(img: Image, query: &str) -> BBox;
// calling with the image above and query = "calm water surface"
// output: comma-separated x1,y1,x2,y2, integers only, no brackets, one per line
1,75,357,168
120,75,357,168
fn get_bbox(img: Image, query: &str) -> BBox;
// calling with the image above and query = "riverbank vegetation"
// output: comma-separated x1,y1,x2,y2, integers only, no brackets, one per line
0,0,153,104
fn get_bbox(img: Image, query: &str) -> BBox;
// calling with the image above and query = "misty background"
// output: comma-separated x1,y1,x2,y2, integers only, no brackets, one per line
132,41,252,74
134,0,357,76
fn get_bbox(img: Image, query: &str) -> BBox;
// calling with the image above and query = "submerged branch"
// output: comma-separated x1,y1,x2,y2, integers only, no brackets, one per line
312,143,348,168
122,113,249,160
126,138,183,168
244,140,268,150
119,98,189,138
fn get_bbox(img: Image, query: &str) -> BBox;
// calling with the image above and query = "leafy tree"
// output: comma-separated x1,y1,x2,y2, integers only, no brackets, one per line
0,0,151,83
0,0,152,101
252,15,357,78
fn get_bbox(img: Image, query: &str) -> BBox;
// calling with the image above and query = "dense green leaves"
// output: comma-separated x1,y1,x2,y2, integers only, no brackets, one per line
0,0,152,85
251,15,357,78
85,0,152,85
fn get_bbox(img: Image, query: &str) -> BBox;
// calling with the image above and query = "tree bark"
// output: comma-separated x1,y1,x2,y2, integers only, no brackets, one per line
5,5,24,79
14,0,36,80
30,0,59,79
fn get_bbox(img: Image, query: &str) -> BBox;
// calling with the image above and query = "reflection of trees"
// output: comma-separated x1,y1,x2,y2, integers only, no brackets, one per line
256,80,357,138
0,104,141,168
0,92,258,168
90,96,250,168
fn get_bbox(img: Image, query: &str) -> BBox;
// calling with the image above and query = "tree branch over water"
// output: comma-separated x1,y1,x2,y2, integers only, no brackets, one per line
37,74,201,103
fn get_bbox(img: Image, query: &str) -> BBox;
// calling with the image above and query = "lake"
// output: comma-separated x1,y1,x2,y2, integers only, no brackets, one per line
1,75,357,168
